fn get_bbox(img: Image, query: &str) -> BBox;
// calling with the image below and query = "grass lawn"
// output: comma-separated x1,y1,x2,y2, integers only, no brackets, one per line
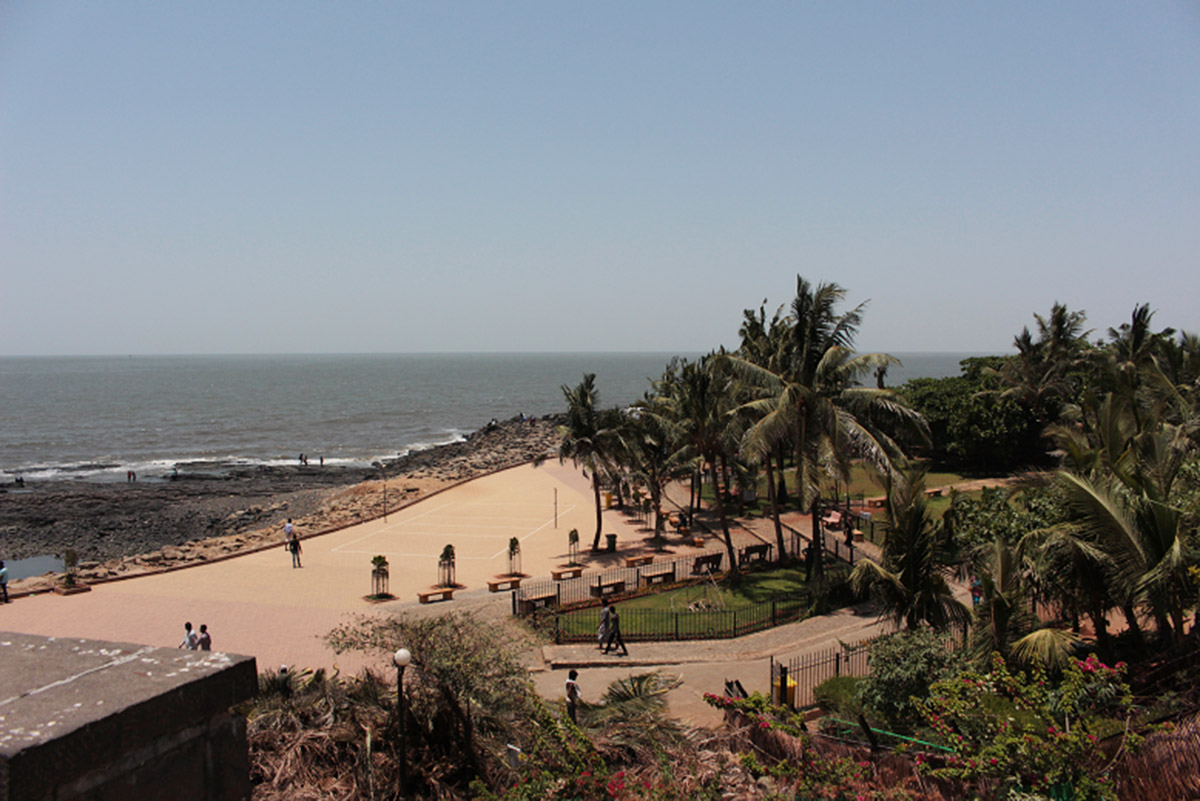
697,460,1007,523
546,563,849,642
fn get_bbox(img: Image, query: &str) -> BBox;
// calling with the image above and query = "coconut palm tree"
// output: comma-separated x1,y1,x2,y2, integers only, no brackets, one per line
727,277,929,575
969,534,1037,664
1041,389,1196,642
733,301,793,560
650,355,741,575
551,373,621,552
850,468,970,632
614,405,688,545
994,303,1090,411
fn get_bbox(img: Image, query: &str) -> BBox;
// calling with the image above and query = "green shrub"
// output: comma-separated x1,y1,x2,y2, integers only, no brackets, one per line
859,628,964,731
812,675,862,717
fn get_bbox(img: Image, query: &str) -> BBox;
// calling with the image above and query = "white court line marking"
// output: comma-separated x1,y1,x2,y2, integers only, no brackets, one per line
484,504,577,560
336,504,579,559
330,502,452,553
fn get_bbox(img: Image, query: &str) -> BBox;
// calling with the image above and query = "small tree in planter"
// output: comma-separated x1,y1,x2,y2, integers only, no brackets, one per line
507,537,522,576
370,554,391,599
567,528,580,567
62,548,79,587
438,544,456,588
54,548,91,595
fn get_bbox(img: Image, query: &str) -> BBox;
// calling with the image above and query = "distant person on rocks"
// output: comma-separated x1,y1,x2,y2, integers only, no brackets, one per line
285,518,294,539
603,605,628,656
179,621,198,650
564,669,581,723
0,560,9,603
198,624,212,651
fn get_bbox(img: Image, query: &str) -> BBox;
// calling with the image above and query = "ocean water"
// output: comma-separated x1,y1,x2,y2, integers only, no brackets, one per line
0,351,985,483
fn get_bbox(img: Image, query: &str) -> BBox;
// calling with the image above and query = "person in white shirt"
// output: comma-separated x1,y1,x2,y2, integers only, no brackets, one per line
564,670,581,723
178,621,198,650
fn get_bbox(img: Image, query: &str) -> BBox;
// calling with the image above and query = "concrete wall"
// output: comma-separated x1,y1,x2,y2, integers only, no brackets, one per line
0,633,257,801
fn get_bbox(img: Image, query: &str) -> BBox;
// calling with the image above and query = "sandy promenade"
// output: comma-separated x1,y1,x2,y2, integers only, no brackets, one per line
0,461,678,677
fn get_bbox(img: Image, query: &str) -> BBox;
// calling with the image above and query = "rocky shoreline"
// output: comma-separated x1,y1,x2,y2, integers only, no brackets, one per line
0,415,563,593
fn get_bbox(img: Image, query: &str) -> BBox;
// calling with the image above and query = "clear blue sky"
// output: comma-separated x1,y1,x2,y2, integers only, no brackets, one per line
2,2,1197,356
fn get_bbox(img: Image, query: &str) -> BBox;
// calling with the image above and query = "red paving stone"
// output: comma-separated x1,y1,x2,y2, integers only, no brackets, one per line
0,462,654,676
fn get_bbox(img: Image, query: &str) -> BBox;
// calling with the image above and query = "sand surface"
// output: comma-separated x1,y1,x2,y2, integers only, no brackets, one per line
2,416,562,594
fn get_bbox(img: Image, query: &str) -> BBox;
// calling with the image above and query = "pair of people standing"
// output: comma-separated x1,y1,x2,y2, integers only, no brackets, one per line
597,599,628,656
178,621,212,651
285,519,302,568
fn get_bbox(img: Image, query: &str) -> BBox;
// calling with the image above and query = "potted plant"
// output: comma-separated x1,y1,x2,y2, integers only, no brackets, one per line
507,536,522,576
368,555,392,600
438,544,456,588
567,528,580,567
53,548,91,595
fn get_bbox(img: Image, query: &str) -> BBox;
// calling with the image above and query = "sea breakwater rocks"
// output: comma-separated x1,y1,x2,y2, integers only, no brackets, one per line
1,414,564,589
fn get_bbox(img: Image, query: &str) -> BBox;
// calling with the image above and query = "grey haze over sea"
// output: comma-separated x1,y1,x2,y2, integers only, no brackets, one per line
1,352,989,483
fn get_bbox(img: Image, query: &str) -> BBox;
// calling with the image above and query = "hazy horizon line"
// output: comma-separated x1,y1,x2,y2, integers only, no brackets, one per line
0,348,1009,359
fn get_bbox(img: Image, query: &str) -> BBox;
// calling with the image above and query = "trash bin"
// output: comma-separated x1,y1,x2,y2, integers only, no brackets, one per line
774,675,797,707
605,533,618,552
605,492,613,509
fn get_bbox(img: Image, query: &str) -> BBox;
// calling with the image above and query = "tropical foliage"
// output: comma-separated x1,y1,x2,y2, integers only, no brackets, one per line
916,653,1143,801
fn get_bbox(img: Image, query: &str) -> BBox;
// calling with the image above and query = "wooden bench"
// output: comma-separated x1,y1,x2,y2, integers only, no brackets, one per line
867,498,886,509
739,543,772,566
418,587,455,604
851,529,865,543
551,566,583,581
487,576,522,592
624,554,653,568
518,591,558,614
641,564,676,586
692,553,723,575
926,488,944,498
590,578,626,598
821,510,843,528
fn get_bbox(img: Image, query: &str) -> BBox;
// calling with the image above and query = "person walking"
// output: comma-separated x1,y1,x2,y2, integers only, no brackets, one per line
285,522,302,568
0,560,9,604
564,669,582,723
597,599,611,650
178,621,198,650
289,534,302,568
197,624,212,651
602,605,628,656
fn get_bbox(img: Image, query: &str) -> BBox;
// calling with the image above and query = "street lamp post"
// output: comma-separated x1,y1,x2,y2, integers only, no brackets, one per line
393,648,411,798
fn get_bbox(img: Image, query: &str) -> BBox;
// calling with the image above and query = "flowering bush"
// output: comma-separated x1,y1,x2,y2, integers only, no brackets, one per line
704,693,897,799
915,653,1141,800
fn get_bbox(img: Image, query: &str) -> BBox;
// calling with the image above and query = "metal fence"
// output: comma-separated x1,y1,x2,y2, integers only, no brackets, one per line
770,639,874,709
543,592,813,644
513,545,750,614
513,503,877,622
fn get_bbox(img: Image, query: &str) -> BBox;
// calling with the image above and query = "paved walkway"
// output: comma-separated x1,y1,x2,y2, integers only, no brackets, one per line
0,462,643,675
0,465,898,727
531,602,890,727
